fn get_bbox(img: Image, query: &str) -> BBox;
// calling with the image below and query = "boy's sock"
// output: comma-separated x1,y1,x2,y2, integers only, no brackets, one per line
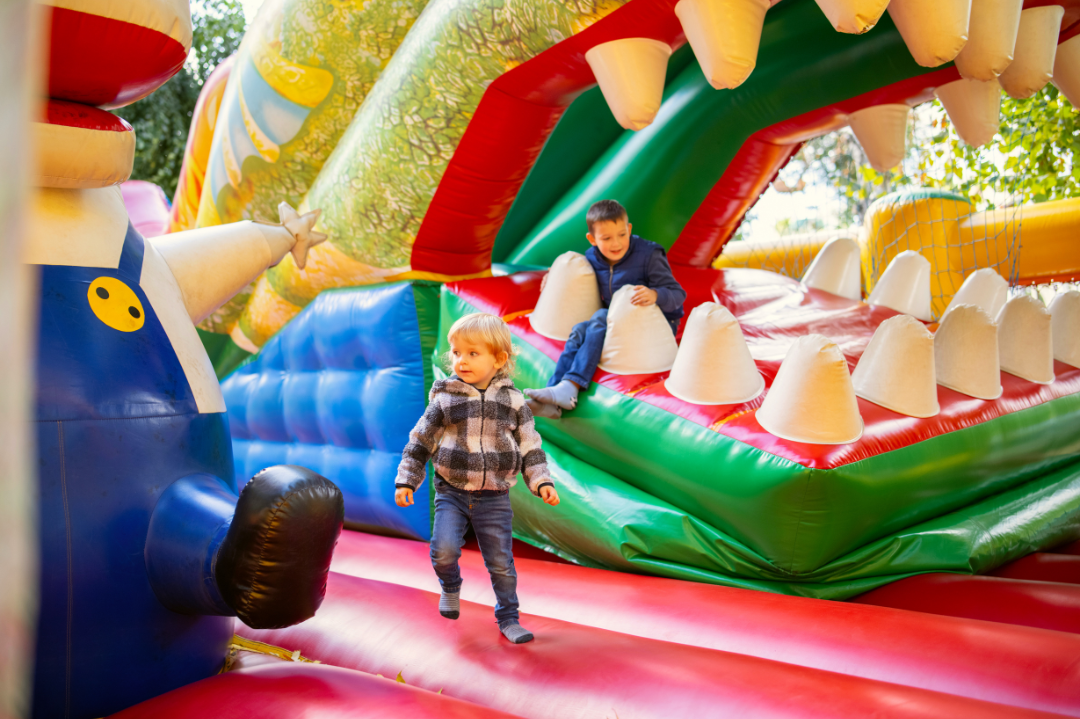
525,380,579,410
499,620,534,644
439,591,460,620
527,398,562,419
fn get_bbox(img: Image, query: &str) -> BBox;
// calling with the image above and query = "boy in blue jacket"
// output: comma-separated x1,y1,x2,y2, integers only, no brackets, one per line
525,200,687,418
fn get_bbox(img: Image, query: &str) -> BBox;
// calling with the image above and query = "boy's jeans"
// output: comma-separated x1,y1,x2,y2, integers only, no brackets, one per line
549,307,678,389
430,481,519,624
549,308,608,390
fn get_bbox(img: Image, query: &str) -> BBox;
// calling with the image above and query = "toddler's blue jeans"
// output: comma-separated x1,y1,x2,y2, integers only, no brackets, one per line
430,480,519,624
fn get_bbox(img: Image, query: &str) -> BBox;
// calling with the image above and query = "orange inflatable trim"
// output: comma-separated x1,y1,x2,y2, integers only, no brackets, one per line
169,57,234,233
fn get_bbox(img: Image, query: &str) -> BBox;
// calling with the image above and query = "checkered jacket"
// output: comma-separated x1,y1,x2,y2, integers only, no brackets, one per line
396,375,552,495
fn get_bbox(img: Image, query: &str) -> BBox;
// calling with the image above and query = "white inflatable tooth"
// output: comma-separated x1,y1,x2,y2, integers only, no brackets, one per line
585,38,673,131
530,251,602,341
848,104,909,172
953,0,1023,80
814,0,891,34
887,0,973,68
1049,290,1080,368
866,250,933,321
756,334,864,444
801,237,862,300
675,0,771,90
934,304,1003,400
942,268,1008,320
1052,35,1080,107
665,303,764,405
997,295,1054,384
853,315,940,417
999,6,1065,99
598,285,679,375
934,77,1002,148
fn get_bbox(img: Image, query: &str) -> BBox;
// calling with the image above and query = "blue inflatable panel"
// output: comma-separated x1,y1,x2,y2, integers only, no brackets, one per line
34,414,235,719
222,282,440,540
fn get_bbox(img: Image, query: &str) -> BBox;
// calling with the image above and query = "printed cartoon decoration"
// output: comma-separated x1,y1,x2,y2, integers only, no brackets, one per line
27,1,344,716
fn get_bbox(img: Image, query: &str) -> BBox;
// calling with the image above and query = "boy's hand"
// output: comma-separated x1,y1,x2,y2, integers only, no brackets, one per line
630,286,658,307
540,272,549,293
539,485,560,506
395,487,415,507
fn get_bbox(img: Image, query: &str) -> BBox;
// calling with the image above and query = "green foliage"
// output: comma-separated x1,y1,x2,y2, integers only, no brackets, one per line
187,0,248,86
114,71,201,195
115,0,246,196
779,129,877,227
901,85,1080,208
778,85,1079,224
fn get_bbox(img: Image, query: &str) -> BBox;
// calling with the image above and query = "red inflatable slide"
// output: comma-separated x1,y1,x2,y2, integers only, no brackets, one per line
238,569,1070,719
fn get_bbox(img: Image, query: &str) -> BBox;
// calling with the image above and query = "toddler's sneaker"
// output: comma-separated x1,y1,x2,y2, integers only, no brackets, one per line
499,620,534,644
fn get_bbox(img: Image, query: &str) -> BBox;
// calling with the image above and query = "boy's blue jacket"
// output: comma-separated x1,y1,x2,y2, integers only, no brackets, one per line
585,235,687,327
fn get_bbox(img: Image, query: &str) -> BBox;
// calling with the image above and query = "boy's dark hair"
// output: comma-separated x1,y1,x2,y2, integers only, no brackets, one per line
586,199,628,233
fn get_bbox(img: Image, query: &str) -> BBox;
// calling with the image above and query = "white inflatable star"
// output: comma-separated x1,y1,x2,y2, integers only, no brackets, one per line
278,202,328,270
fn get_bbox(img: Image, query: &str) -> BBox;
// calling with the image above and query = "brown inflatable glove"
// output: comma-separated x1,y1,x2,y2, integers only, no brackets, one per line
215,465,344,629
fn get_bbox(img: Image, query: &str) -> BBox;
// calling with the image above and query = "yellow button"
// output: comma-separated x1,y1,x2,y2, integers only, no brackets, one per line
87,277,145,333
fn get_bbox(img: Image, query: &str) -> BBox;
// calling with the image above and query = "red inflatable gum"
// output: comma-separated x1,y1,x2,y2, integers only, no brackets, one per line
990,553,1080,584
44,98,132,132
238,570,1073,719
107,661,524,718
852,573,1080,635
456,270,1080,469
330,531,1080,715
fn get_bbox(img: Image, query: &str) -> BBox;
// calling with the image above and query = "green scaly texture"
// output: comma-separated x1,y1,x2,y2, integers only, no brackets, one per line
199,0,431,333
294,0,628,275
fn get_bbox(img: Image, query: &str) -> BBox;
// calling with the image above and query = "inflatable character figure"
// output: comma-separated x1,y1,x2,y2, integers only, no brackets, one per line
26,1,343,716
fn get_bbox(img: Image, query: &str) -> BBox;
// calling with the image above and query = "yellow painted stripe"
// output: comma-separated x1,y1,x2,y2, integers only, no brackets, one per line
250,32,334,109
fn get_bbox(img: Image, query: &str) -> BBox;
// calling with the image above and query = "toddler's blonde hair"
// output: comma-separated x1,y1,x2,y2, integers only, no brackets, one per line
445,312,518,378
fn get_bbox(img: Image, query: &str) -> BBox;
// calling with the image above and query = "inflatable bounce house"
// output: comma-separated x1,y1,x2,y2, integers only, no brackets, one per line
10,0,1080,714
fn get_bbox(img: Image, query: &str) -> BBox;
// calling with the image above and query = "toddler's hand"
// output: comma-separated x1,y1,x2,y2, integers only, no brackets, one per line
540,272,549,293
539,485,560,506
395,487,415,507
630,286,658,306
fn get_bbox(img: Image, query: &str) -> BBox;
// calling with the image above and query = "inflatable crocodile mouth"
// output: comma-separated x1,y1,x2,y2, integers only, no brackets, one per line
194,0,1080,595
203,0,1080,598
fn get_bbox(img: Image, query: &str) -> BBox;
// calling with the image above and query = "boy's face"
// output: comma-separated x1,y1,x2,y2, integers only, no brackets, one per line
587,218,632,264
450,335,507,390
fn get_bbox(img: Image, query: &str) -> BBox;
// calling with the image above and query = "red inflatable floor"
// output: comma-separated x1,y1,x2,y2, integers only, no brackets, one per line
991,553,1080,583
325,531,1080,716
853,573,1080,633
237,570,1070,719
108,661,524,718
1053,540,1080,556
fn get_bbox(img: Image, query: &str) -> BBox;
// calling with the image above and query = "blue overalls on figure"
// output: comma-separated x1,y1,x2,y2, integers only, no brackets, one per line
33,222,343,719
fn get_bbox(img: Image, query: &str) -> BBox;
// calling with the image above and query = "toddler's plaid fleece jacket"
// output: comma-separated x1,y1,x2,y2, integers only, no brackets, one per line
395,375,553,495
